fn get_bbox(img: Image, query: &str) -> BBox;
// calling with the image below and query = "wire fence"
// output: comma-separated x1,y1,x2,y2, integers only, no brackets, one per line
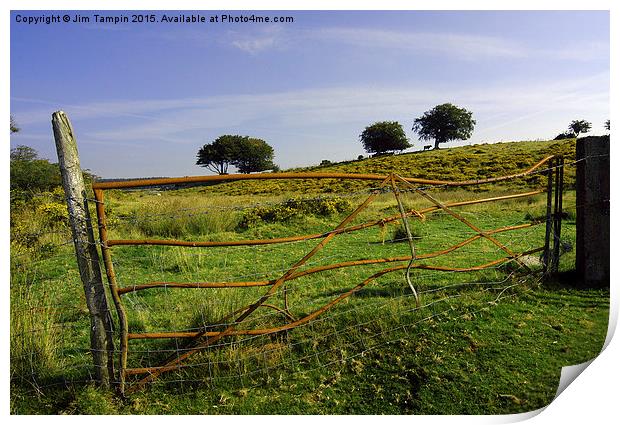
10,155,584,399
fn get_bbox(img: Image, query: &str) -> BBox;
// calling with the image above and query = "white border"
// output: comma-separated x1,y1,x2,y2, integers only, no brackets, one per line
3,1,616,423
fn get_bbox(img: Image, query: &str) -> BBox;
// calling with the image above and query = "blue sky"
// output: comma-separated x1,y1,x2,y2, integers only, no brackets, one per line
10,10,609,178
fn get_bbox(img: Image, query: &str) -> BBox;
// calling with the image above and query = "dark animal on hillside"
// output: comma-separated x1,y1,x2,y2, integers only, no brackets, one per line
423,145,432,151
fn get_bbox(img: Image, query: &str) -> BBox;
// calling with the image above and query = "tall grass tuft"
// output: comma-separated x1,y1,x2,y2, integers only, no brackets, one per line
10,273,60,381
120,196,240,238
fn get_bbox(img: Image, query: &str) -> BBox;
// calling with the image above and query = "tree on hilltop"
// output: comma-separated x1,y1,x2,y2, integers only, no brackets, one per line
196,135,277,174
568,120,591,138
196,135,240,174
233,137,276,174
412,103,475,150
359,121,411,155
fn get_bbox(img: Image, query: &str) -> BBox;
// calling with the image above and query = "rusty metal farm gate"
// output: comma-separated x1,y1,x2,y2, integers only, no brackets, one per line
87,155,564,395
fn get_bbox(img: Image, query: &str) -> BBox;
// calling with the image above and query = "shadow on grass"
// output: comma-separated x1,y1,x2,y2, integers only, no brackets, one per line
543,270,609,291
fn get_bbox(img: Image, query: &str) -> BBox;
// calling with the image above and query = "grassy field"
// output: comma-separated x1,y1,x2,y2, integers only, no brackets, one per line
10,138,609,414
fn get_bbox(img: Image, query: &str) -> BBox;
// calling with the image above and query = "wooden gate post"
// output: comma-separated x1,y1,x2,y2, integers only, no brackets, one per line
52,111,115,387
542,158,554,275
576,136,610,288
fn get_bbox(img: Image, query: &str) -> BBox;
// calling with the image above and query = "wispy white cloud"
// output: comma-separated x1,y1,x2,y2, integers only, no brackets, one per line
227,26,287,54
224,26,526,59
310,28,527,59
12,97,167,124
231,35,277,54
224,26,608,63
543,40,609,62
136,23,609,64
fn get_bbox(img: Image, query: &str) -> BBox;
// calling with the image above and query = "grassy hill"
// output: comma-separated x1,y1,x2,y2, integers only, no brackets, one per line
191,138,576,196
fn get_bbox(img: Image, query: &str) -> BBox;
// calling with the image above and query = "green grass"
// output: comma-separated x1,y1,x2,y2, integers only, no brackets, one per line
11,279,608,415
10,137,608,415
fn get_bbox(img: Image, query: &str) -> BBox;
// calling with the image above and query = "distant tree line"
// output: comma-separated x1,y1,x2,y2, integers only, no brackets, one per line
10,145,62,193
193,107,608,174
195,103,479,175
10,145,96,199
10,117,95,199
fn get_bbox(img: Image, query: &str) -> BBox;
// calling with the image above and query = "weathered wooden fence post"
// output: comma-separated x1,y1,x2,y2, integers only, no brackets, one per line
542,158,554,275
52,111,115,387
576,135,610,288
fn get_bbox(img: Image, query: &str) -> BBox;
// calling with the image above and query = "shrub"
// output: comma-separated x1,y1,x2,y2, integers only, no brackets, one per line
239,197,353,228
119,199,238,238
11,222,40,247
37,202,69,227
391,224,422,242
554,131,575,140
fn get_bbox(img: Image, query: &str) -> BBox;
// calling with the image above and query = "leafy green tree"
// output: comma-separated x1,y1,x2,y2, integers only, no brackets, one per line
10,145,62,193
10,116,19,134
10,145,38,161
233,137,276,174
568,120,591,138
412,103,475,150
359,121,411,155
10,145,96,199
197,135,276,174
196,135,241,174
